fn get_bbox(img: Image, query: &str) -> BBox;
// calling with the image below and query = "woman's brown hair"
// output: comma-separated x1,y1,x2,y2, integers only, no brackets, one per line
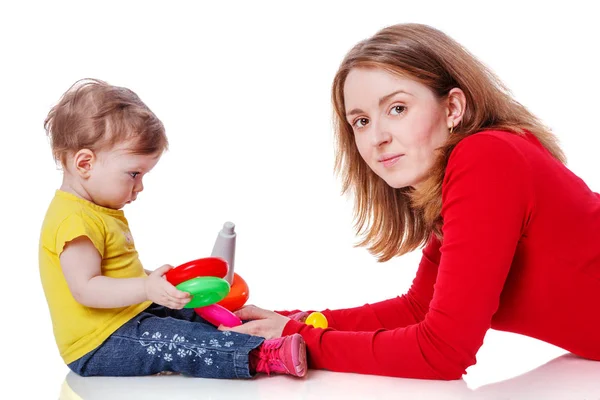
44,78,168,168
332,23,565,262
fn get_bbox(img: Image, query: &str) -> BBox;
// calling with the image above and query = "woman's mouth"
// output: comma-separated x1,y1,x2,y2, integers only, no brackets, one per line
379,154,404,168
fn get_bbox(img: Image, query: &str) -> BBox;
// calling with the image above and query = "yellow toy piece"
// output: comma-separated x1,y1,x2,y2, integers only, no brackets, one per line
305,311,328,329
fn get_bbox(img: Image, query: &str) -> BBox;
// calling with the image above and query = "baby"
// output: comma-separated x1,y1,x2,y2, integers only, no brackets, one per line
38,78,306,378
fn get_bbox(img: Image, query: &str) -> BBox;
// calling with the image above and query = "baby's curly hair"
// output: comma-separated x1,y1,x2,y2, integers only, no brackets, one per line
44,78,168,168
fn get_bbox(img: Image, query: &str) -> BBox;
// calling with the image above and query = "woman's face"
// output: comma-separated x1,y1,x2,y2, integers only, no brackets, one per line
343,67,452,189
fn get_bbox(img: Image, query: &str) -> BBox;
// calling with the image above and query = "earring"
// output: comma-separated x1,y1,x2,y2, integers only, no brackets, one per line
449,121,454,135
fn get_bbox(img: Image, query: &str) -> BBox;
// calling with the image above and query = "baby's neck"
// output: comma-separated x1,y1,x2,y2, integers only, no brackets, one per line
60,173,93,203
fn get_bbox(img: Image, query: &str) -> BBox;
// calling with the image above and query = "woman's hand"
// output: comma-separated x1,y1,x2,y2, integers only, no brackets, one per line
145,264,191,309
218,305,291,339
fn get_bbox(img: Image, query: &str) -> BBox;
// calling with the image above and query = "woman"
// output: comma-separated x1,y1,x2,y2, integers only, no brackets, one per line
220,23,600,380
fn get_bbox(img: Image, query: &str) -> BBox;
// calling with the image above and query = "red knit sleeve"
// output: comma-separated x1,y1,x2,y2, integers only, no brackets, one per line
316,235,440,331
276,236,440,330
282,133,533,379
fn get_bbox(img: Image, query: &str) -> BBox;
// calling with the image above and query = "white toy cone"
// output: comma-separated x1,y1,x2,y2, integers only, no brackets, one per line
211,221,236,285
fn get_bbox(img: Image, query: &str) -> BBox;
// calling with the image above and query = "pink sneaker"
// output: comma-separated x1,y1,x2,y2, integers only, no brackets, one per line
287,311,309,323
250,333,307,377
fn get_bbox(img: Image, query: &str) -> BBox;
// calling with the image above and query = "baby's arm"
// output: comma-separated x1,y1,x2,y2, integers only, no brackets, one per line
60,236,190,309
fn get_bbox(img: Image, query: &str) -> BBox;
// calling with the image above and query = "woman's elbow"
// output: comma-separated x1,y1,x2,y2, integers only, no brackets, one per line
428,354,473,380
437,369,464,381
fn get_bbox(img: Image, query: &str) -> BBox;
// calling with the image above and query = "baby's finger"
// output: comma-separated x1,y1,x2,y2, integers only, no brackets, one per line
162,295,187,310
168,293,192,308
153,264,173,277
176,294,191,306
165,284,191,299
170,301,186,310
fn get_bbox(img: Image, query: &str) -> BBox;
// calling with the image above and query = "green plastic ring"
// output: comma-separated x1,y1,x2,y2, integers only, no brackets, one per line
176,276,230,309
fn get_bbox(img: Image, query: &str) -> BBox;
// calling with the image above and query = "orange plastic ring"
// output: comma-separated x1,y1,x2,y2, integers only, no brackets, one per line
217,272,249,312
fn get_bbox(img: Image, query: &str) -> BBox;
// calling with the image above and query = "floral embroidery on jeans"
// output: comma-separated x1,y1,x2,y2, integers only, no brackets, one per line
139,331,231,365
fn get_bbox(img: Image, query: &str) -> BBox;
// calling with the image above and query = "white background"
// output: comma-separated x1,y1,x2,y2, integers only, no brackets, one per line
1,0,599,398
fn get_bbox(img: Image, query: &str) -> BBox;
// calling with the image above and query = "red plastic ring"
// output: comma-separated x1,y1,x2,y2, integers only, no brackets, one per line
165,257,228,286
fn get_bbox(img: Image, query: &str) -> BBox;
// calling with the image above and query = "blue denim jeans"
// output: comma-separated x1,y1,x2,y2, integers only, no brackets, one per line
67,303,264,379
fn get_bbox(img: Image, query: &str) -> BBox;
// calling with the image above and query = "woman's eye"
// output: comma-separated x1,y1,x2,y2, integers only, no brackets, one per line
354,117,369,128
390,105,406,115
129,172,140,178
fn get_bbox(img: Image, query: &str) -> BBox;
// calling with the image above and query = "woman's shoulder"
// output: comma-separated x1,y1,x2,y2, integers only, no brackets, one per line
443,129,538,196
453,129,539,155
448,129,536,167
448,129,553,174
441,130,537,218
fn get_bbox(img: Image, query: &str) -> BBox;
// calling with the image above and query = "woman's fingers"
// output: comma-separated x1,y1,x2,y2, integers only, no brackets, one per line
220,307,289,339
233,304,271,320
219,320,276,338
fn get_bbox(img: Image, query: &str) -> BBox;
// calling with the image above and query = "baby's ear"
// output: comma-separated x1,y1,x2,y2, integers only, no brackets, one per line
73,149,95,178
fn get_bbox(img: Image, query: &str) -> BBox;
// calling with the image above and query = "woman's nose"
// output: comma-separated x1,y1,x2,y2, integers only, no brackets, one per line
371,122,392,147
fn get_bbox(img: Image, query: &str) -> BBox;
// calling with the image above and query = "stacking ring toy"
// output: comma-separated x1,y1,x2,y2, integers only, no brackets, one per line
166,257,228,286
177,276,230,308
195,304,242,327
217,273,249,311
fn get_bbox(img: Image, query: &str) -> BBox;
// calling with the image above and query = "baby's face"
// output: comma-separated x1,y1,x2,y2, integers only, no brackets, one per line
84,144,161,210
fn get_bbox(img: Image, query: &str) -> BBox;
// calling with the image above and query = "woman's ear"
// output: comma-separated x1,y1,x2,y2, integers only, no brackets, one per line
446,88,466,130
73,149,95,179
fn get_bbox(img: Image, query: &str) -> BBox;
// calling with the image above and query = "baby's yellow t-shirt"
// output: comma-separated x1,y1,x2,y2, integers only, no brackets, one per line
39,190,152,364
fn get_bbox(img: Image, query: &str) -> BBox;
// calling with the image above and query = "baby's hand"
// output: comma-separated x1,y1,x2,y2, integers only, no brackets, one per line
145,264,191,309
